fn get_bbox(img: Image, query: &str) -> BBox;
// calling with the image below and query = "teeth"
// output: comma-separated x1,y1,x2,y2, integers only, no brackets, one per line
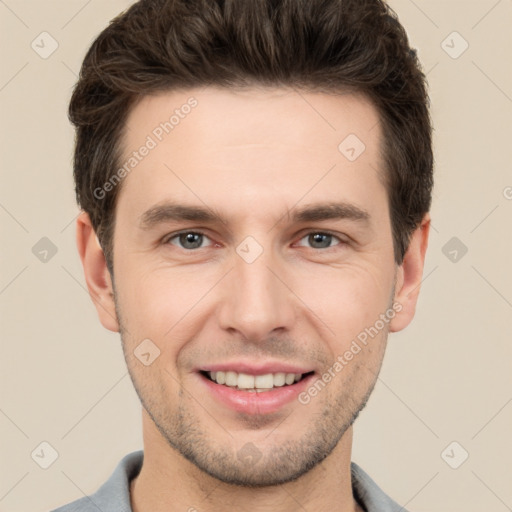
285,373,295,385
237,373,255,389
254,374,274,389
273,372,285,387
207,371,305,390
225,371,237,387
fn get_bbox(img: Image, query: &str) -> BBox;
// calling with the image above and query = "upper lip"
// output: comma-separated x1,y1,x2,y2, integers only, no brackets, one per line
197,361,314,376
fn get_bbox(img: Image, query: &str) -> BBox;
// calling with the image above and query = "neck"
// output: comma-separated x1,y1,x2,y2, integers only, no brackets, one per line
130,410,363,512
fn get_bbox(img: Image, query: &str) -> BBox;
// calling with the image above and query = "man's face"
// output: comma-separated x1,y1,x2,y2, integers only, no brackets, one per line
111,87,398,486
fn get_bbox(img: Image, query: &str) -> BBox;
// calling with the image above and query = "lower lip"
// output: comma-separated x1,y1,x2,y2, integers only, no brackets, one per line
198,373,315,415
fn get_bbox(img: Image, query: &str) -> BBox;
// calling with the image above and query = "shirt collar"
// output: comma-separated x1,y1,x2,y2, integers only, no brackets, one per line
57,450,408,512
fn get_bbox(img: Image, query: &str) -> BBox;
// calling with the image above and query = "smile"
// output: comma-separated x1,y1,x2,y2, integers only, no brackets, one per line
198,367,316,415
202,370,313,392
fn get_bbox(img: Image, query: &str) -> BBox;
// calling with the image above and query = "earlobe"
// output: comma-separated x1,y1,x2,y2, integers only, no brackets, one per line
389,214,431,333
76,211,120,332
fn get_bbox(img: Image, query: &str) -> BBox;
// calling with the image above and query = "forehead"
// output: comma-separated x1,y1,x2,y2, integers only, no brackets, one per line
116,86,386,228
123,86,381,154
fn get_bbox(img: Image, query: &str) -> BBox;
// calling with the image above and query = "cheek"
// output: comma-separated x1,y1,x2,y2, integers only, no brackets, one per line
115,247,394,352
293,262,393,338
116,265,219,347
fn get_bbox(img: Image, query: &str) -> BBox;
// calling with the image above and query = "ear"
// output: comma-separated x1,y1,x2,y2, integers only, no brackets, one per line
389,213,431,333
76,211,119,332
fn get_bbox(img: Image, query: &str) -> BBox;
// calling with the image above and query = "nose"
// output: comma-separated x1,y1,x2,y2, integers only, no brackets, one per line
217,245,297,343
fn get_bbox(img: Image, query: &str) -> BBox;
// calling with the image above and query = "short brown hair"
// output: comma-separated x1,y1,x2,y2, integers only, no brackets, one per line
69,0,433,273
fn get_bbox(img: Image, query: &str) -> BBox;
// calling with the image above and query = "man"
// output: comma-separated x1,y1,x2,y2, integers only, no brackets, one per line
54,0,432,510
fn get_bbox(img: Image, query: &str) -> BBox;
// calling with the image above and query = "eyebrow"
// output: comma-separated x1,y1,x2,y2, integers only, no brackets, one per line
138,200,371,231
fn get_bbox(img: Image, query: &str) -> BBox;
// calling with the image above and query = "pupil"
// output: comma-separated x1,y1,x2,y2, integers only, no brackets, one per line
181,233,201,249
311,233,330,248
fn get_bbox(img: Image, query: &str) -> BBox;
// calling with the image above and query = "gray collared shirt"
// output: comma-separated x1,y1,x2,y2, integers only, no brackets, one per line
51,450,408,512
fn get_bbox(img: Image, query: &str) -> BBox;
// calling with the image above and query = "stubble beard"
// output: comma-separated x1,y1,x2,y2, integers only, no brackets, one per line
113,282,389,487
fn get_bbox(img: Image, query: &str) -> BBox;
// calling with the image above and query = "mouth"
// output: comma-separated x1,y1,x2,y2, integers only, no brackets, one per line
196,363,315,417
200,370,315,392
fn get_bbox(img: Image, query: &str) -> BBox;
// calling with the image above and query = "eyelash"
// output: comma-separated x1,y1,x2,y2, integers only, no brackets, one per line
163,230,347,251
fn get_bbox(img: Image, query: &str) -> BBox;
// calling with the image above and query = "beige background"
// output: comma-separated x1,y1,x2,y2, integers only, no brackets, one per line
1,1,511,511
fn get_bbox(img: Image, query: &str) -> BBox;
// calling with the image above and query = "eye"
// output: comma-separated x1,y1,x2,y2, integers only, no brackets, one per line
165,231,213,250
295,231,345,250
163,230,346,252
